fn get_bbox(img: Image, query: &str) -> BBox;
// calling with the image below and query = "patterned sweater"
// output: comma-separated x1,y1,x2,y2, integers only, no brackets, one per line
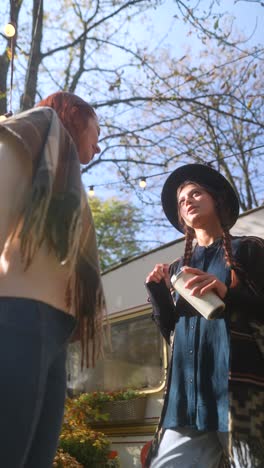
0,107,106,367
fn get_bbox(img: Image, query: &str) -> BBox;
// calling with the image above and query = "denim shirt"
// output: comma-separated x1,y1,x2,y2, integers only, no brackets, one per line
162,239,231,432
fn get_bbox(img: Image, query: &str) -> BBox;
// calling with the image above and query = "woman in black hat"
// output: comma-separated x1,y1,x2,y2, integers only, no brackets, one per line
145,164,264,468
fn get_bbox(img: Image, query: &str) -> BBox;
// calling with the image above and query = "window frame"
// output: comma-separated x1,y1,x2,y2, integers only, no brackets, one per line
66,305,168,396
105,305,168,395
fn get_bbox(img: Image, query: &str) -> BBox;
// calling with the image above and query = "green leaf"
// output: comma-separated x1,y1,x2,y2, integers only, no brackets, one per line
214,19,219,29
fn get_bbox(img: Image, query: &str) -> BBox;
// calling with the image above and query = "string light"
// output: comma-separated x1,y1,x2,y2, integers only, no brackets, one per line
139,177,147,189
83,145,263,194
88,185,95,197
4,22,16,38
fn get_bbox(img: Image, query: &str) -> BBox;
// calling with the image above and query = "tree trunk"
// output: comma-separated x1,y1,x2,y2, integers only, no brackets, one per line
0,53,9,115
20,0,43,110
0,0,23,114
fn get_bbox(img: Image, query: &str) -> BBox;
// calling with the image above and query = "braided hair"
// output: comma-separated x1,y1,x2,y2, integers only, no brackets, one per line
177,181,241,288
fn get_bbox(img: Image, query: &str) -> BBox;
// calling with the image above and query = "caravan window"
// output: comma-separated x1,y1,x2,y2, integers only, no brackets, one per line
67,310,166,395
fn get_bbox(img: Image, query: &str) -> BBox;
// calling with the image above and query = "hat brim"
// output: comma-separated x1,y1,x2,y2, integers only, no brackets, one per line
161,164,239,233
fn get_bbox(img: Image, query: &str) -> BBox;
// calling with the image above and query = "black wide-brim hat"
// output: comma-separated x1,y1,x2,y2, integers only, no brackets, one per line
161,163,240,233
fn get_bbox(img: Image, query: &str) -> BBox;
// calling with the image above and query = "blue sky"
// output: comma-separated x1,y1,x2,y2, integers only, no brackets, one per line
146,0,264,48
82,0,263,194
80,0,263,247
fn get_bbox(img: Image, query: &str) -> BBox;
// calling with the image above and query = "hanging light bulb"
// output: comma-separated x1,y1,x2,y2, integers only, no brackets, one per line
4,22,16,38
139,177,147,189
88,185,95,197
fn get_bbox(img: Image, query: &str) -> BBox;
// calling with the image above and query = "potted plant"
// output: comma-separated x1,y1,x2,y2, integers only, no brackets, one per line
81,389,147,422
54,396,121,467
53,449,84,467
57,396,112,467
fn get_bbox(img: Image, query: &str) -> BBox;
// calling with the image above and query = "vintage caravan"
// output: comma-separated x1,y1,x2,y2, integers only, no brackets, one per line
67,206,264,467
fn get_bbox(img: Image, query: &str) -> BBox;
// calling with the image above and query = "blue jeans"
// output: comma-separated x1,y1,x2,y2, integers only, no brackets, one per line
0,297,76,468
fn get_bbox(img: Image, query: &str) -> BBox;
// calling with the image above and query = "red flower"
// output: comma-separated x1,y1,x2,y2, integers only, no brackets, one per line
108,450,118,459
141,441,152,467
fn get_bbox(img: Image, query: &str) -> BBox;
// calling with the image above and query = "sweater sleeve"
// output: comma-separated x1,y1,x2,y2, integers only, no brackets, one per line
145,259,181,343
224,236,264,322
145,279,178,344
